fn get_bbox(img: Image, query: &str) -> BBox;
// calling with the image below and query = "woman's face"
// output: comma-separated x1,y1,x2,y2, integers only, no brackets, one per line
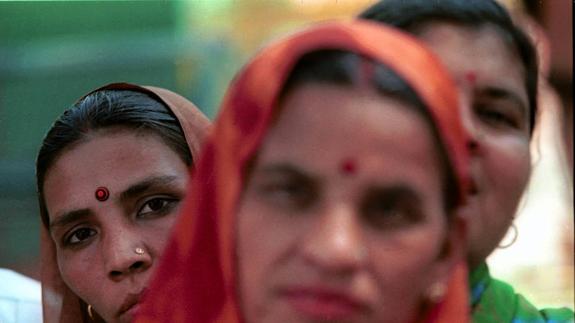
416,22,532,269
237,84,462,323
44,128,189,323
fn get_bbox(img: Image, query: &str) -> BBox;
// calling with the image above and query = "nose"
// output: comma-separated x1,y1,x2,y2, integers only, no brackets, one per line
102,227,152,281
458,94,483,155
301,204,367,272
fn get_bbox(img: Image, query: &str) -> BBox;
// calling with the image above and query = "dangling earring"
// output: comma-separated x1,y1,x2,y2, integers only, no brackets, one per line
498,223,518,249
87,304,95,320
426,282,447,303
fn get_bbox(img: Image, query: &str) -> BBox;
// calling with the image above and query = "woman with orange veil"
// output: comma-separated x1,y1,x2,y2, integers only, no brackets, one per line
137,21,471,323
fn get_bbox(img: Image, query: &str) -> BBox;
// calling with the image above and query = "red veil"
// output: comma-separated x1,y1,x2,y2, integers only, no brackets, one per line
137,21,470,323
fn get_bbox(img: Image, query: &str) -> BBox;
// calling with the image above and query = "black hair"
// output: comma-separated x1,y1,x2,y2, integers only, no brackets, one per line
359,0,538,132
280,49,459,215
36,89,192,227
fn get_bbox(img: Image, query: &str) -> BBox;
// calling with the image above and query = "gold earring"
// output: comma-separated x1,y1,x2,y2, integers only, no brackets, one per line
498,223,518,249
87,304,95,320
427,282,447,303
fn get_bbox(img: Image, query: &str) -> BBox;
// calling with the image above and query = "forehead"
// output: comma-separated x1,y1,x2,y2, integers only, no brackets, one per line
43,129,187,218
415,22,527,99
258,84,441,178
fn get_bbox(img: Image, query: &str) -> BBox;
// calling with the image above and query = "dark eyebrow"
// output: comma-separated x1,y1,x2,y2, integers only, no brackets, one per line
478,86,528,118
256,163,316,180
366,185,422,204
49,208,92,232
119,175,181,203
48,175,180,232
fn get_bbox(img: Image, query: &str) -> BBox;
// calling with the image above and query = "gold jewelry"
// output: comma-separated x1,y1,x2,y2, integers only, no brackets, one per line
87,304,95,320
498,223,518,249
135,247,145,255
427,282,447,303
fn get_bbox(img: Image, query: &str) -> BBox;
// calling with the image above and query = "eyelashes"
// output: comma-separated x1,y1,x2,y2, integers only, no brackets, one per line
64,227,97,246
60,196,181,248
137,197,180,218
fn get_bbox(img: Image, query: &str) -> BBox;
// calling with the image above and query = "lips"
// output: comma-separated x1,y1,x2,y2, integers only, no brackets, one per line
117,289,146,319
281,286,368,320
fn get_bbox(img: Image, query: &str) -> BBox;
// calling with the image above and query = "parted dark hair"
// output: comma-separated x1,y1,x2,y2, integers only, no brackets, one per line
36,90,192,227
359,0,538,132
279,49,459,215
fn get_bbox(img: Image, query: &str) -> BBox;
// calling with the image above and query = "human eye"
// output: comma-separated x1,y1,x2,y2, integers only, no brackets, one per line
474,95,526,131
254,176,316,210
476,105,518,128
361,188,422,230
63,227,97,246
137,197,180,219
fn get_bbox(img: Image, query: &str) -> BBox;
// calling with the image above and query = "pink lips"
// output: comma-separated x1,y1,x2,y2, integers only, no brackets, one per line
117,289,146,320
282,286,367,320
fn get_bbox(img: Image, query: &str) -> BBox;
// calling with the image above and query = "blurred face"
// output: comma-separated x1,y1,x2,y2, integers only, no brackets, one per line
44,129,189,323
237,84,462,323
416,22,532,269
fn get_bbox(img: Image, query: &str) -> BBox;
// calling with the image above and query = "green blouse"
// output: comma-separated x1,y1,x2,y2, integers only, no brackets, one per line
470,263,574,323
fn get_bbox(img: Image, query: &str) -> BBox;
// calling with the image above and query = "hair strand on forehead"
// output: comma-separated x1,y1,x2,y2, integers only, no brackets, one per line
36,89,192,227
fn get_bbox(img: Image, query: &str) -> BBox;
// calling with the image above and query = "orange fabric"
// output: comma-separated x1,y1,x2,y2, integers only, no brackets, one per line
40,83,211,323
137,21,470,323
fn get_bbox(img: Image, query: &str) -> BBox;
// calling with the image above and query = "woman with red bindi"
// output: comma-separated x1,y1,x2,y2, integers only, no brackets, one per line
36,83,210,323
136,21,472,323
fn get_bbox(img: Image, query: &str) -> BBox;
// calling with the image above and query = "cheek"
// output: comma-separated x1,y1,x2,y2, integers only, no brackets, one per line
142,216,179,255
236,200,302,311
369,225,446,301
57,248,104,307
485,137,531,199
236,203,275,292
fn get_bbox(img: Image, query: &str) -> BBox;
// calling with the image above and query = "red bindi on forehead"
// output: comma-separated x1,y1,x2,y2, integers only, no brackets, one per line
465,71,477,85
339,158,358,176
95,187,109,202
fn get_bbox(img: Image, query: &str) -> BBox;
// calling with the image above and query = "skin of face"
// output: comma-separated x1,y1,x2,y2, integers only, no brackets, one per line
415,22,532,270
44,128,189,323
237,84,464,323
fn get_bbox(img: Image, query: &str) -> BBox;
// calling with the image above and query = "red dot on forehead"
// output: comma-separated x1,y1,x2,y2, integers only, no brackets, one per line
465,71,477,84
339,159,357,176
95,187,109,201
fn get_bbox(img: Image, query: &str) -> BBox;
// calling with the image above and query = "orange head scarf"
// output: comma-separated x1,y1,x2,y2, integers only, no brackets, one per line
137,21,470,323
39,83,211,323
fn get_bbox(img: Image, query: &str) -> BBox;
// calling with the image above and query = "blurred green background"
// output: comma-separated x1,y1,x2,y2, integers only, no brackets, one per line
0,0,240,278
0,0,375,279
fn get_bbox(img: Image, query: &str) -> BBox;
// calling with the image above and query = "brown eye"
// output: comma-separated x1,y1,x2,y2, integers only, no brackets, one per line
66,228,97,245
137,197,178,218
362,197,402,228
257,179,316,210
476,106,518,129
361,187,422,230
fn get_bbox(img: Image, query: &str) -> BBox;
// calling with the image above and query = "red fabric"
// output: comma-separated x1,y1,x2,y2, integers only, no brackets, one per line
137,21,470,323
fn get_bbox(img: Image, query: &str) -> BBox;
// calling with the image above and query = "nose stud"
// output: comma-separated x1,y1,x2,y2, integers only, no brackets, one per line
135,247,145,255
